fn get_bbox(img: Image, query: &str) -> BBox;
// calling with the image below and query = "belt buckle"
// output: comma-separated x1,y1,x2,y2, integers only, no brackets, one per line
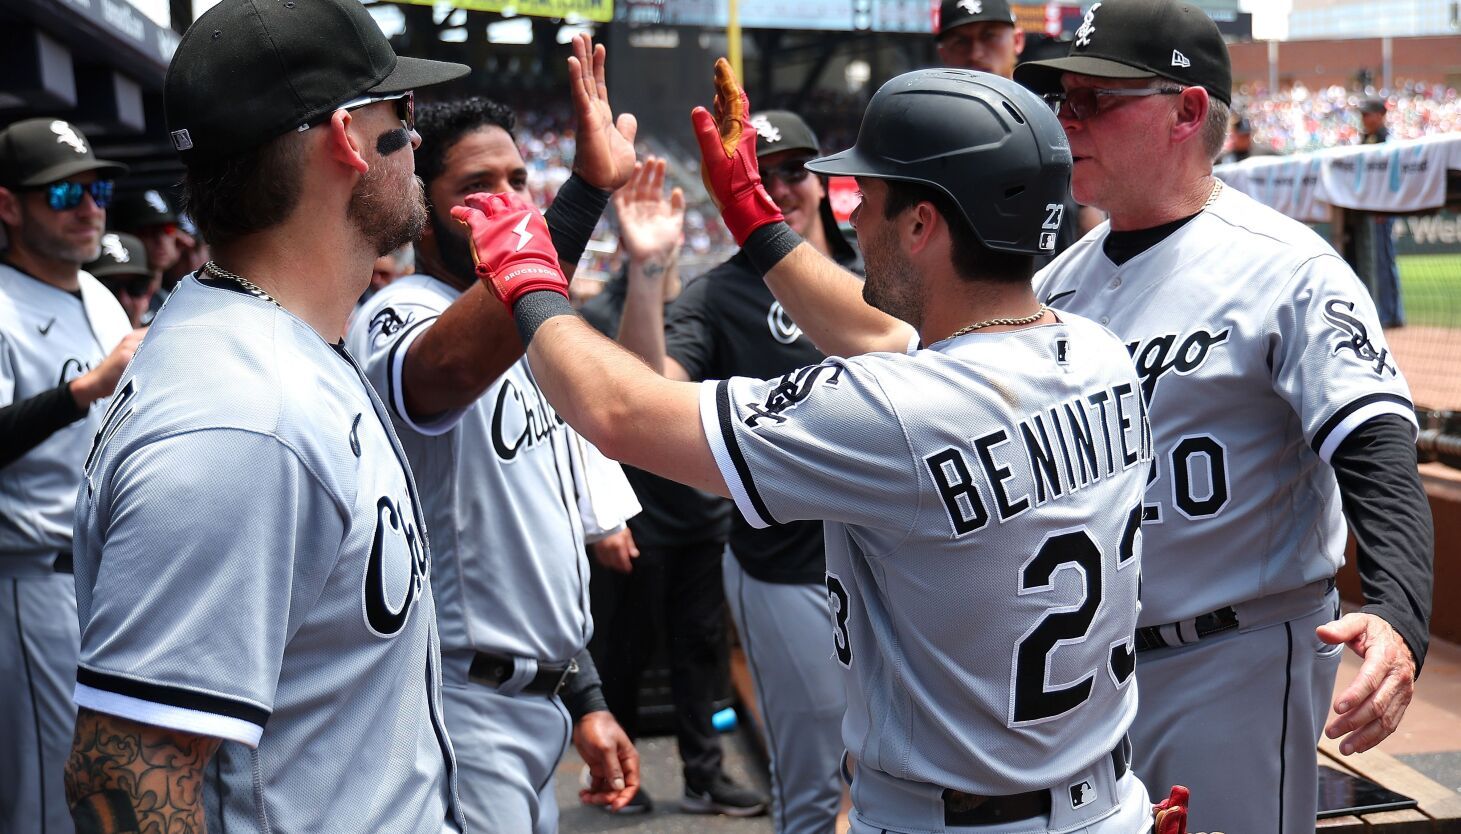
553,658,579,696
942,789,989,815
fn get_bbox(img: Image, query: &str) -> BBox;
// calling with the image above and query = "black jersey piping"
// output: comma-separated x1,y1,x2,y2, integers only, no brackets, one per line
14,581,48,834
715,381,777,527
1278,622,1294,827
1310,393,1413,456
76,666,271,727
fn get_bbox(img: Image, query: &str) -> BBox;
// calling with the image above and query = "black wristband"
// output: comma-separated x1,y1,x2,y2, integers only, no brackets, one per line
545,174,611,269
512,290,577,345
743,221,803,276
560,648,608,720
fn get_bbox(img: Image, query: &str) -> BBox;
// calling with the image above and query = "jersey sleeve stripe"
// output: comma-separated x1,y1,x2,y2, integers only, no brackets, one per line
1312,393,1417,463
76,667,269,733
385,315,466,437
698,380,774,529
74,674,267,747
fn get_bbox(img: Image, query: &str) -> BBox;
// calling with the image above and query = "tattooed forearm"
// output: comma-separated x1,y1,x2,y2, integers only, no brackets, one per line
65,707,221,834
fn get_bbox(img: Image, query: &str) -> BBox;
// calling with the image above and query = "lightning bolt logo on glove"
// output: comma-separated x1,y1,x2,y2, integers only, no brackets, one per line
451,191,569,306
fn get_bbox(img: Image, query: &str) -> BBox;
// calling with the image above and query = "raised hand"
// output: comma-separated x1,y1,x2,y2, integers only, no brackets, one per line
567,33,639,192
689,58,782,244
613,157,685,264
450,192,568,306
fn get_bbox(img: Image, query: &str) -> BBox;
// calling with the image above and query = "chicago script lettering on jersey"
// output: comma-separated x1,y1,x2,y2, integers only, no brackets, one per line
1322,299,1396,377
1126,327,1230,403
743,362,843,428
364,494,430,637
924,381,1153,536
491,374,564,460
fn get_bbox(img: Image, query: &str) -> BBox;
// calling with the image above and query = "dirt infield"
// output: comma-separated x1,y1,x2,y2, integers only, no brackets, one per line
1386,325,1461,412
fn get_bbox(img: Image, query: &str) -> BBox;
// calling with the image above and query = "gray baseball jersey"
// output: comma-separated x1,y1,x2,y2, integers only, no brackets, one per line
700,314,1151,796
1035,185,1416,626
346,273,590,665
73,276,462,833
0,263,130,559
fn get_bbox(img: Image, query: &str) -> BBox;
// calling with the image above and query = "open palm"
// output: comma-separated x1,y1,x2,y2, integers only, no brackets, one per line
568,34,638,192
613,157,684,261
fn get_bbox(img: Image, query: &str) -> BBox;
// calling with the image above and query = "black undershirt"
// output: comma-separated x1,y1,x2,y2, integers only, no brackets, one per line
1102,212,1201,265
1329,414,1434,672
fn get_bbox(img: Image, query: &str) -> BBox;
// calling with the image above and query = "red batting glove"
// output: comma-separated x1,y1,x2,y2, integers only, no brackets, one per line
450,192,568,306
690,58,783,246
1153,785,1189,834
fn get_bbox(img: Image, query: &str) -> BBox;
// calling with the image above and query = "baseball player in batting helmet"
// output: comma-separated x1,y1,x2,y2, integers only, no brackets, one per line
452,62,1162,832
63,0,472,830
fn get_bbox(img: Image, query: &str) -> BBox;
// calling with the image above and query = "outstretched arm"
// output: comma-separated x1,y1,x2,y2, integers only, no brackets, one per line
691,58,914,357
452,191,727,495
66,708,221,834
399,33,637,419
613,157,692,380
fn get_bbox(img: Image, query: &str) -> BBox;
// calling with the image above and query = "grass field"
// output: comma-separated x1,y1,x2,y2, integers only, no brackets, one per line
1400,254,1461,329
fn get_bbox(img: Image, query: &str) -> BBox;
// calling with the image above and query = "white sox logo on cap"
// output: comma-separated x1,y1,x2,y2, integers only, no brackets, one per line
1075,2,1101,48
145,190,169,213
750,115,782,144
958,0,983,13
50,120,88,154
101,234,130,262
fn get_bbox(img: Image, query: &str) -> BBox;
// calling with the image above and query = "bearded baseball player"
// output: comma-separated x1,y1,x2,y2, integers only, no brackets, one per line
344,36,644,831
454,64,1163,833
613,110,856,831
0,117,141,834
62,0,472,831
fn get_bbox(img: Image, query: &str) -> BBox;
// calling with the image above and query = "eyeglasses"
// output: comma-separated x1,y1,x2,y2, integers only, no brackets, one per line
762,160,812,186
1042,87,1185,121
36,179,114,211
105,276,153,298
303,90,415,133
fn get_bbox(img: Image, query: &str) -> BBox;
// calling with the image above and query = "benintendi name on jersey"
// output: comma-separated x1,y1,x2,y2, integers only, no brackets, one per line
923,379,1153,535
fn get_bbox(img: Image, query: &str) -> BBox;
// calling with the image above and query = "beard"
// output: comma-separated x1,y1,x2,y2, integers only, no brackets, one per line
349,167,427,258
428,208,480,286
21,210,101,265
859,225,922,329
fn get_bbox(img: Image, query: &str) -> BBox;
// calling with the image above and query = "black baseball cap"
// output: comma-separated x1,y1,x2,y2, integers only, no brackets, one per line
165,0,470,165
1359,97,1386,114
750,111,820,159
0,118,128,188
1014,0,1232,106
937,0,1016,36
109,189,179,231
86,232,152,279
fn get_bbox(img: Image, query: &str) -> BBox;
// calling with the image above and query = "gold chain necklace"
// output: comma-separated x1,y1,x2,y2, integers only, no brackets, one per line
946,304,1050,340
1204,179,1224,210
203,261,281,309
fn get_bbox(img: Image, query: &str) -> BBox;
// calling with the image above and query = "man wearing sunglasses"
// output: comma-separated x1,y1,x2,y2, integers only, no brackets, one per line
63,0,474,830
1009,1,1432,831
108,189,195,320
612,109,858,832
86,232,156,328
0,116,145,834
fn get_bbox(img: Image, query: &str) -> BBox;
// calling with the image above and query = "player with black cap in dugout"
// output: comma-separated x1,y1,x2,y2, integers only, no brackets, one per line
600,108,858,829
107,188,194,320
86,232,156,327
0,116,144,834
62,0,474,829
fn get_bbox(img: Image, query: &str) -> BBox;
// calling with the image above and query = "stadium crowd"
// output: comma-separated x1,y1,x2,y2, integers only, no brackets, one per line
1232,80,1461,154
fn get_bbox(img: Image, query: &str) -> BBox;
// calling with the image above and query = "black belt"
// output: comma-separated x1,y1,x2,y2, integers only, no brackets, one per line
53,552,73,574
1134,606,1239,653
468,651,578,696
942,736,1130,826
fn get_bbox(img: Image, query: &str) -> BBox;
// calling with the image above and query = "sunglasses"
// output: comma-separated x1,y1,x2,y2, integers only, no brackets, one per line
303,90,415,133
1042,87,1185,121
761,160,813,186
36,179,114,211
105,275,152,298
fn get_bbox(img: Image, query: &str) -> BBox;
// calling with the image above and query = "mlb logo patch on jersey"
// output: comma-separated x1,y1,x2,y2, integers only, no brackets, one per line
1069,779,1096,809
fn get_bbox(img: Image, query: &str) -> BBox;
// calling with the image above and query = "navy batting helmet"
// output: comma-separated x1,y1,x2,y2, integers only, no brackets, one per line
805,69,1071,256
